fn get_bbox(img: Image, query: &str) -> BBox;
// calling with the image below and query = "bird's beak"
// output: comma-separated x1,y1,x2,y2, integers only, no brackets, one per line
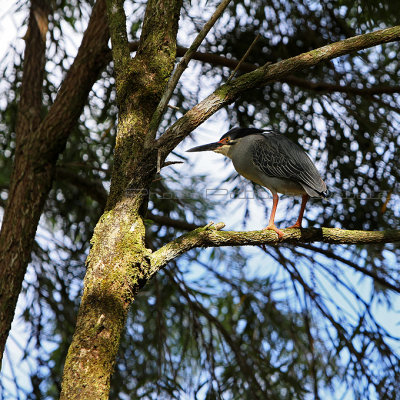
186,142,222,152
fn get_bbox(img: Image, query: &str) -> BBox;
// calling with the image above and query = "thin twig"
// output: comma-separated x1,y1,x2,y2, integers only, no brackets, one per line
165,269,267,399
145,0,233,147
157,149,161,173
227,34,261,83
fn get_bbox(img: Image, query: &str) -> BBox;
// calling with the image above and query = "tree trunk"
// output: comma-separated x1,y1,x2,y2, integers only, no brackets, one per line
59,1,183,398
0,0,110,362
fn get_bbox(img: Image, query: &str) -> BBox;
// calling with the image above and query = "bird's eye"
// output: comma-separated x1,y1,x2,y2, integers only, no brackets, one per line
218,137,230,144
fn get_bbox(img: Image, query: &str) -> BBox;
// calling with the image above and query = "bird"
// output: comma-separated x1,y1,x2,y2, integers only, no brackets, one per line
187,127,327,238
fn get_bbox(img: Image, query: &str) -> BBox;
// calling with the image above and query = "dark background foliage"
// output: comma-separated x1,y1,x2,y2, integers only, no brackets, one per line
0,0,399,398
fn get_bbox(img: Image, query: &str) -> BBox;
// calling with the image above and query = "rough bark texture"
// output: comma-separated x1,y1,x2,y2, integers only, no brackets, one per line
0,0,109,362
59,1,183,398
150,223,400,273
0,0,49,362
146,0,232,145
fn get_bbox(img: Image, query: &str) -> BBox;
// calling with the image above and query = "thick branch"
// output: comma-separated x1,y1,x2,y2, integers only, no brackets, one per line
0,0,109,363
15,0,49,142
52,164,400,282
176,46,400,95
39,0,110,157
105,0,183,207
105,0,130,100
156,25,400,158
0,0,49,362
146,0,232,145
150,225,400,273
106,1,129,62
126,42,400,96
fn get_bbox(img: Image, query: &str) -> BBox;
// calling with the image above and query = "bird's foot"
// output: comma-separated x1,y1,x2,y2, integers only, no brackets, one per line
264,224,284,239
286,222,301,229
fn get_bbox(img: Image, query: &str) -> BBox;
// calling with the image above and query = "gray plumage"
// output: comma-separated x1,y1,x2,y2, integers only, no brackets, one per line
187,127,327,236
244,131,327,197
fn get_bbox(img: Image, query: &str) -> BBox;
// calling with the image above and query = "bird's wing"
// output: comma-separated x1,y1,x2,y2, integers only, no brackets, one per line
251,133,327,196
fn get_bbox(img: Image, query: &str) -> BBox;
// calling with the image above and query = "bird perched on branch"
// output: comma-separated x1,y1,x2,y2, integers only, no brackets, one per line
187,127,327,238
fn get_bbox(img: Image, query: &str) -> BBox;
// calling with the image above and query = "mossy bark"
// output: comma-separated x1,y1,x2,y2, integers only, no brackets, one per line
150,225,400,273
60,0,183,398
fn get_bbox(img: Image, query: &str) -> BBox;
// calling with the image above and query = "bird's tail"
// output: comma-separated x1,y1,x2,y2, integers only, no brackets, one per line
301,183,328,198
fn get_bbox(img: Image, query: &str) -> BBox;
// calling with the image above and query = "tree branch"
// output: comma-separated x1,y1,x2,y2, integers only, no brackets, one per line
60,1,184,398
105,0,130,75
284,75,400,95
39,0,110,158
15,0,49,142
54,167,400,294
0,0,109,363
126,42,400,96
165,269,267,399
150,224,400,273
146,0,232,146
226,33,260,83
146,212,201,231
155,25,400,158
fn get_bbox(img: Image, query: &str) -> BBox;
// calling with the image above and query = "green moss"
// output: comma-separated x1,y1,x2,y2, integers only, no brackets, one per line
216,83,231,99
105,0,130,72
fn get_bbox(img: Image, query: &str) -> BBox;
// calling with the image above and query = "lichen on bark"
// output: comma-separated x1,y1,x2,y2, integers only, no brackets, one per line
60,0,183,398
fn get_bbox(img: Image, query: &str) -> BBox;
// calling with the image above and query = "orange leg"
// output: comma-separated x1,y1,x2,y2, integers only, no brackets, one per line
264,193,284,238
287,194,309,229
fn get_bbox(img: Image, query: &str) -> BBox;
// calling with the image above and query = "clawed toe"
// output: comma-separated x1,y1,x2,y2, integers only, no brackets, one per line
264,224,284,239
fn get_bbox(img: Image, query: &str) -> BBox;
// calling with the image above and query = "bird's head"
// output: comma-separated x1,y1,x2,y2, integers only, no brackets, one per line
186,127,264,156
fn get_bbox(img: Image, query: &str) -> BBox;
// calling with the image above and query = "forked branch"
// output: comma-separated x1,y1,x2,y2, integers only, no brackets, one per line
146,0,232,146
